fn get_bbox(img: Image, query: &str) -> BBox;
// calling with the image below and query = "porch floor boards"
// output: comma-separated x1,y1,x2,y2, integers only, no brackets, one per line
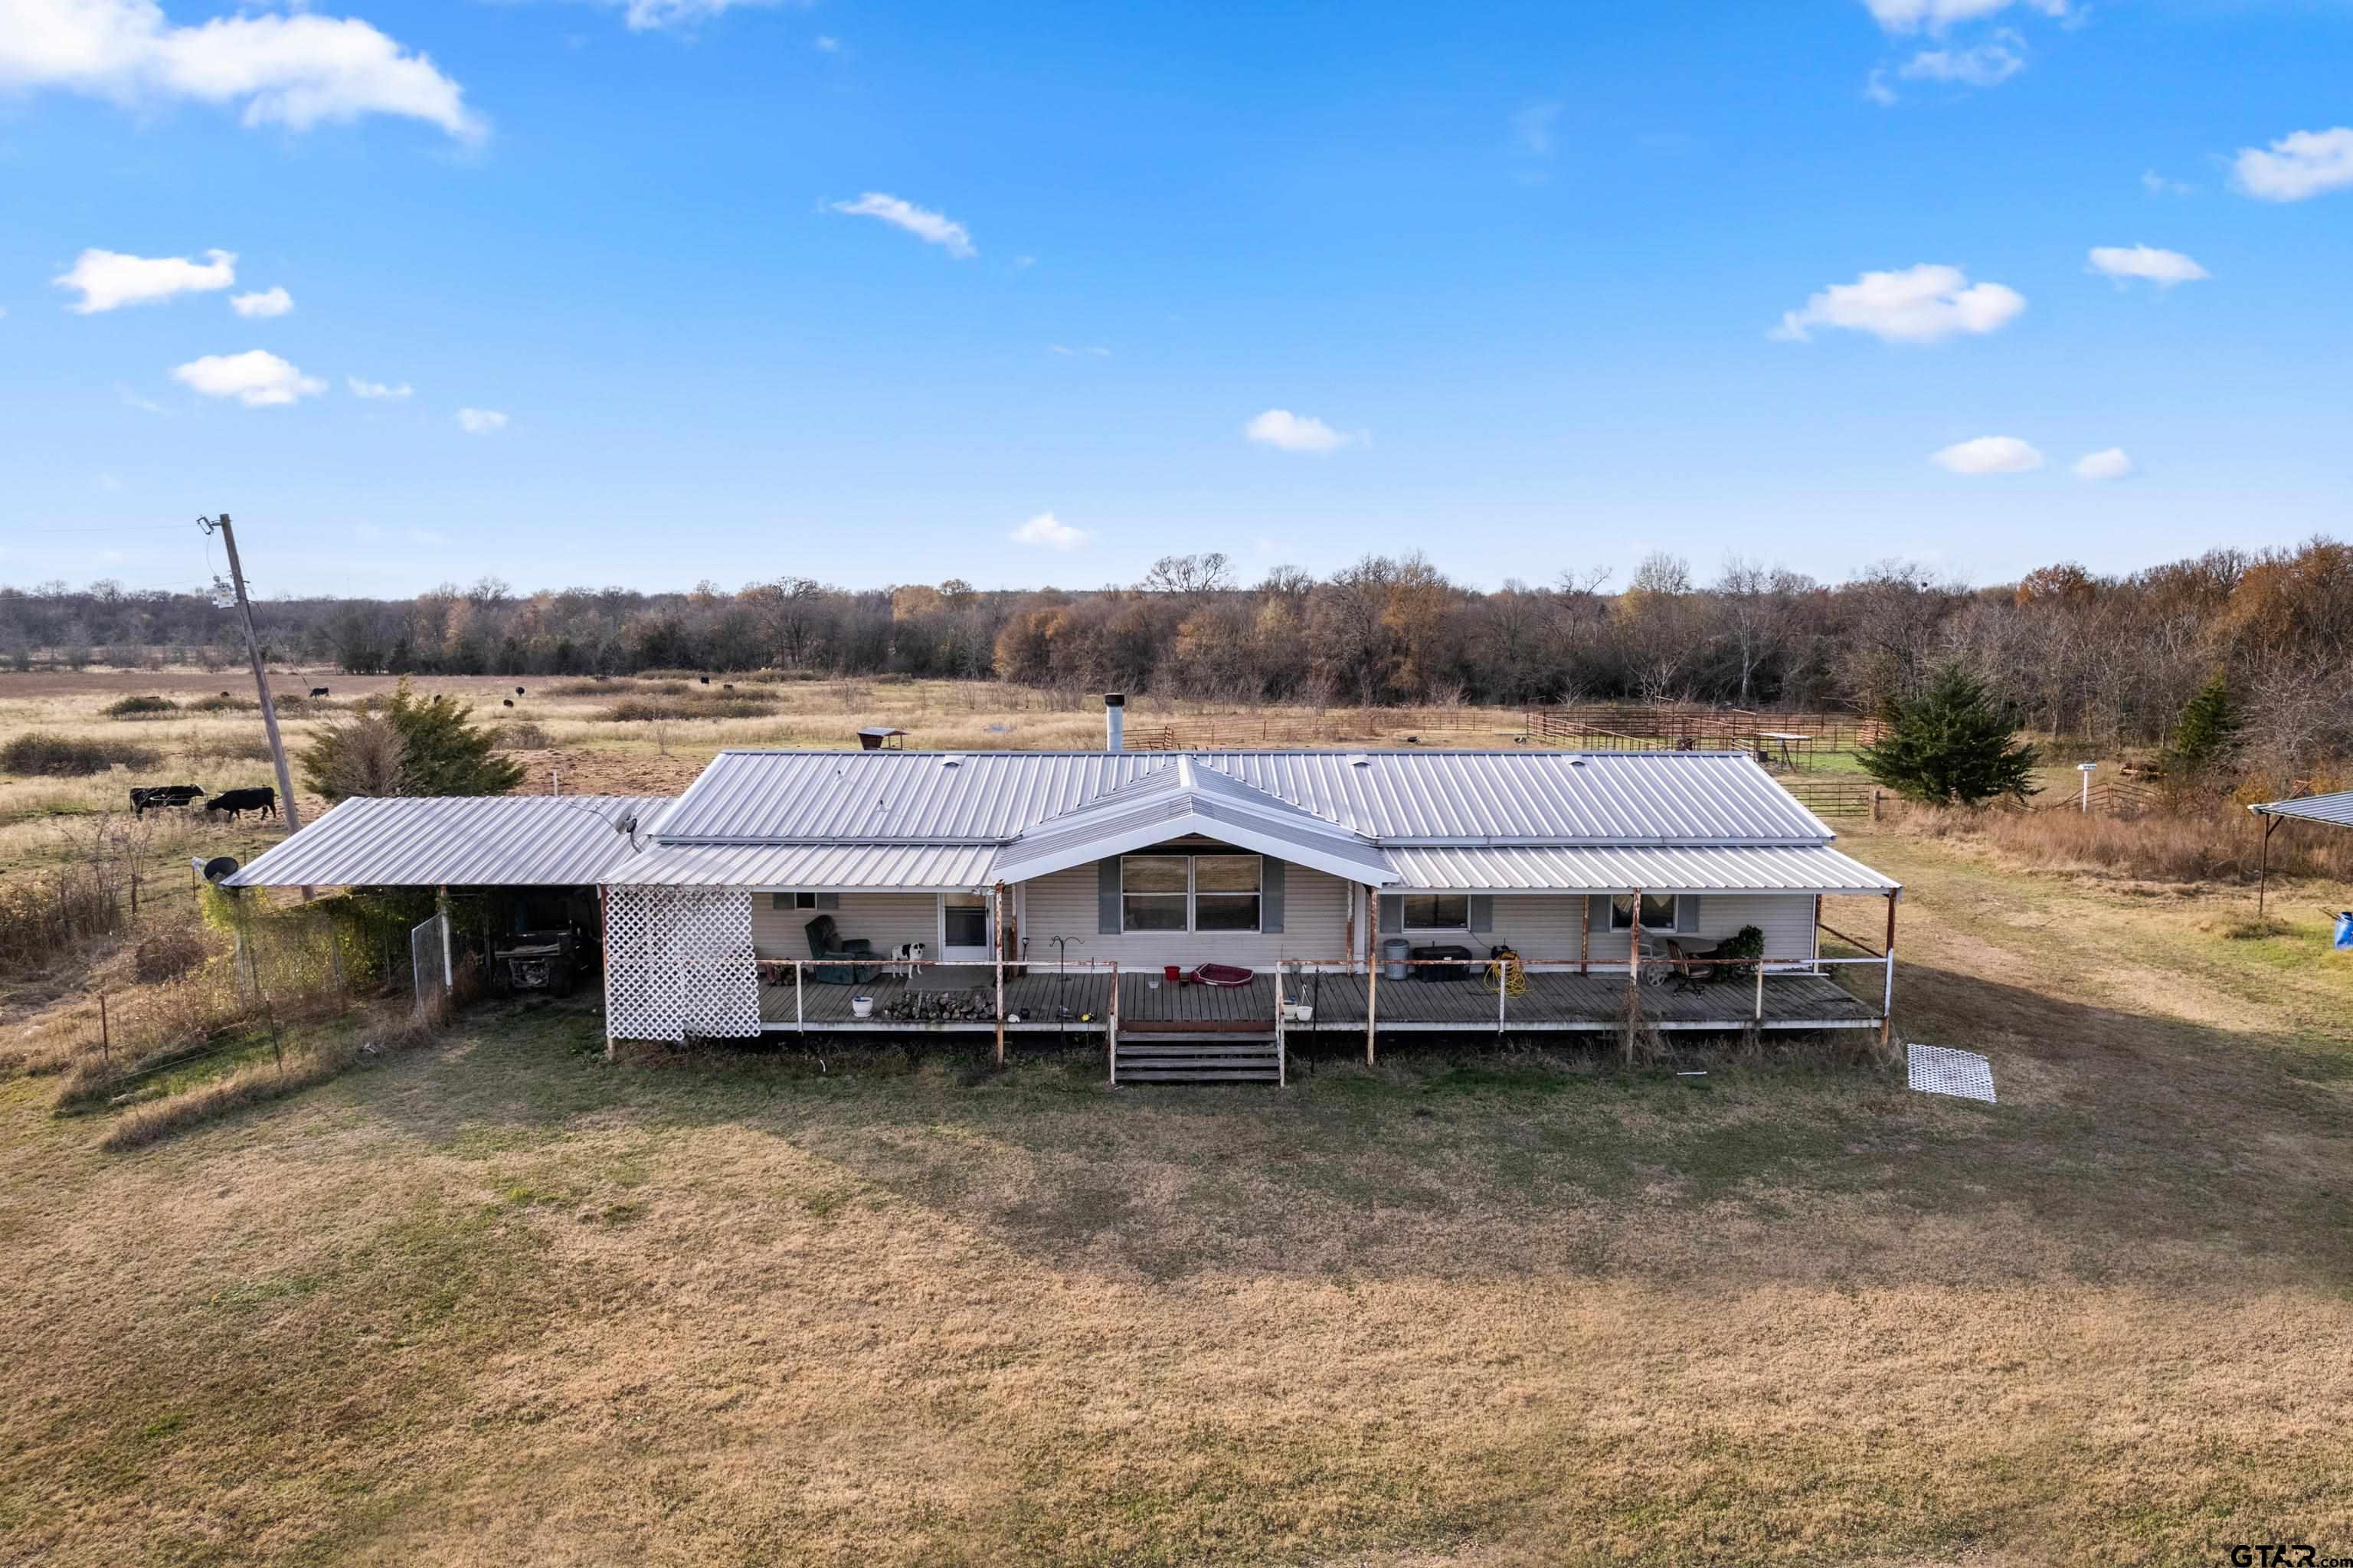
757,967,1877,1033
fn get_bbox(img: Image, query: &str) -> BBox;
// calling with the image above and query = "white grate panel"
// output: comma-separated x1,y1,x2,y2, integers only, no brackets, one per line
1906,1043,1995,1103
604,886,761,1042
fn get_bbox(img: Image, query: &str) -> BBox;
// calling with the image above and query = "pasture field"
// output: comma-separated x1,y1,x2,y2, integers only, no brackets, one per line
4,669,2351,1564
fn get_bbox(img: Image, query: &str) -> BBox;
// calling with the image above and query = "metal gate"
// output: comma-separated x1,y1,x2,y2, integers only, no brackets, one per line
411,913,450,1016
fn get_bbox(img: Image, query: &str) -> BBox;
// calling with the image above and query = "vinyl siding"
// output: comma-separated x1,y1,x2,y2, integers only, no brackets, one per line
752,893,939,960
1394,892,1818,966
1020,859,1353,965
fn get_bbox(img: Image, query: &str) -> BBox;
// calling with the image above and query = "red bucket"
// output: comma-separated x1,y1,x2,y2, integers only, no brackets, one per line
1163,964,1183,985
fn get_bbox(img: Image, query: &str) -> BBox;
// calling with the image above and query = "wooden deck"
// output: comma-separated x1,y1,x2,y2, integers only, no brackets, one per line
758,965,1878,1034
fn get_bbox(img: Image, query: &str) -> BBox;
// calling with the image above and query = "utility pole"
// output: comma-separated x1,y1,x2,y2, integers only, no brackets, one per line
198,513,303,837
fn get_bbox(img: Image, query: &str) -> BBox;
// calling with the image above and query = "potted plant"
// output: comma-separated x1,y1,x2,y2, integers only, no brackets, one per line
851,994,875,1019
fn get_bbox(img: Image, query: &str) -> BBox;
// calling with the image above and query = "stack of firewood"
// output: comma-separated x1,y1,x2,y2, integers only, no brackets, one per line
877,989,995,1023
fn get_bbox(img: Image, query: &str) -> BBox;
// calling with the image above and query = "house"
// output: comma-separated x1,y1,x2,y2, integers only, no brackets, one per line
225,699,1901,1082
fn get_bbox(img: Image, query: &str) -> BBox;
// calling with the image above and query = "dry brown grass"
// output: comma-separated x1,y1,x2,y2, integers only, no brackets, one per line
1902,794,2353,884
0,830,2346,1563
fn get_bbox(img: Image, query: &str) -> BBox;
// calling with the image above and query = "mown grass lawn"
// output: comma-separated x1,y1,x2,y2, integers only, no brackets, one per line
2,832,2350,1566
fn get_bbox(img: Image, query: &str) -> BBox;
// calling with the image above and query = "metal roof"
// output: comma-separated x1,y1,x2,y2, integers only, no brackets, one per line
993,756,1396,886
224,796,669,889
2250,791,2353,829
1386,844,1900,895
605,842,1001,890
651,748,1834,847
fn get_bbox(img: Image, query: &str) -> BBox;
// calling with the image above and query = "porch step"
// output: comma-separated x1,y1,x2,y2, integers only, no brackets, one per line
1114,1036,1281,1085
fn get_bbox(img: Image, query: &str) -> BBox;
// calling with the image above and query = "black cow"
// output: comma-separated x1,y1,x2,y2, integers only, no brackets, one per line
205,786,277,822
515,686,525,696
502,699,514,707
699,676,709,685
129,784,206,817
309,686,330,698
722,683,735,692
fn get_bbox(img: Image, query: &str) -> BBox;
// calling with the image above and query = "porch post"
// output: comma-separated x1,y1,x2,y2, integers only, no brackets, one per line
1880,890,1898,1049
1366,960,1378,1066
1628,889,1642,1003
1753,944,1765,1022
2259,814,2276,916
437,883,453,989
795,958,803,1033
1275,983,1287,1088
1107,959,1119,1085
1579,894,1590,975
1496,953,1507,1036
993,881,1006,1066
601,885,614,1060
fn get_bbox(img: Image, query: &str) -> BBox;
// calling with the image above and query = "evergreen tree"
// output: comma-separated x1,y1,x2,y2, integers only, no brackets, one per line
2168,671,2241,774
301,678,524,803
1857,663,2040,807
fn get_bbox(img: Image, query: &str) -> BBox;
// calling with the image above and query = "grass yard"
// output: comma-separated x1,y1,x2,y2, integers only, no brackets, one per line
2,828,2350,1565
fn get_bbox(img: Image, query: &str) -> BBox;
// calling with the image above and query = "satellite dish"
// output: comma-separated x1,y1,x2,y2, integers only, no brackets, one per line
201,856,241,884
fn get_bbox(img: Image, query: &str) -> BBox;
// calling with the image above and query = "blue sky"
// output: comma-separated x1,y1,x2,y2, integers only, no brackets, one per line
3,0,2349,599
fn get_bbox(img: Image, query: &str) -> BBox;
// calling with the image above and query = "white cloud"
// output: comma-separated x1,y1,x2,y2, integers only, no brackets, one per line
1008,512,1089,551
618,0,798,28
229,285,293,318
1931,435,2044,474
828,192,974,258
1511,101,1561,156
813,34,839,51
1049,343,1110,358
1244,408,1357,454
347,376,412,399
2086,244,2208,287
170,349,325,406
2073,447,2132,481
1897,36,2024,87
0,0,483,140
1864,68,1898,106
1773,263,2026,345
2141,169,2192,197
456,407,509,434
1861,0,2064,33
2231,127,2353,204
54,247,234,313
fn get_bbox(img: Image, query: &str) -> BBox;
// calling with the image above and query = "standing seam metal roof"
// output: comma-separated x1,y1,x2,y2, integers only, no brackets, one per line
651,749,1834,846
224,796,670,889
2250,791,2353,829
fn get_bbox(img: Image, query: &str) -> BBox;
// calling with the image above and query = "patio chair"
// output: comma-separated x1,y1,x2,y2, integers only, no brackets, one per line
804,914,879,985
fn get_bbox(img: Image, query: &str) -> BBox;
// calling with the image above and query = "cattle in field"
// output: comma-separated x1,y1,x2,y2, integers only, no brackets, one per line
205,786,277,822
699,676,709,685
309,687,330,698
502,699,514,707
129,785,206,817
515,686,525,696
722,683,735,691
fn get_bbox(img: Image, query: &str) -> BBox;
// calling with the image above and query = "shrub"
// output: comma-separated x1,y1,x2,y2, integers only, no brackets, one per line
0,732,162,777
104,695,177,719
491,721,551,750
601,695,777,722
135,928,208,984
300,677,522,803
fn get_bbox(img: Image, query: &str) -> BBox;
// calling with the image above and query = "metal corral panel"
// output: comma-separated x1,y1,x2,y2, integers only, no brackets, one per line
653,748,1834,846
224,795,669,888
2252,791,2353,829
606,841,1001,890
1386,843,1900,894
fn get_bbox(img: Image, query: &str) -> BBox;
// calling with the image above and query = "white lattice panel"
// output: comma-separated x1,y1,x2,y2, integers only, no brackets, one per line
604,886,761,1042
1906,1043,1996,1103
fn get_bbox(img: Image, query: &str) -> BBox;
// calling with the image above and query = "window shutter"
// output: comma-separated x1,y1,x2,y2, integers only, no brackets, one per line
1261,858,1286,933
1378,895,1403,934
1098,858,1121,934
1674,894,1700,934
1468,894,1494,933
1589,893,1615,933
815,892,839,911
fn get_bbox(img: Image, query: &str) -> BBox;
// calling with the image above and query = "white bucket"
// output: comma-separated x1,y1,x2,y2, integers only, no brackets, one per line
851,995,874,1019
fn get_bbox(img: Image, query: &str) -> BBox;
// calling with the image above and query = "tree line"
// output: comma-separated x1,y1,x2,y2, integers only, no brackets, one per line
8,538,2353,780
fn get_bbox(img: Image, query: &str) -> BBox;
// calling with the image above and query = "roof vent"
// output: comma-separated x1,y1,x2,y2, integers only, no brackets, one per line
941,753,967,768
1569,758,1587,767
1346,752,1370,768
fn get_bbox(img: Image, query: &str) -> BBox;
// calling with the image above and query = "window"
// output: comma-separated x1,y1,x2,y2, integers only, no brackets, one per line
770,892,818,911
1402,893,1470,931
1192,855,1262,931
1121,853,1262,933
1121,855,1190,931
1609,893,1679,931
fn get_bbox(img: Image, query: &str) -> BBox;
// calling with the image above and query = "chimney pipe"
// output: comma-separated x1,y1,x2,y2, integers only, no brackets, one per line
1104,692,1125,751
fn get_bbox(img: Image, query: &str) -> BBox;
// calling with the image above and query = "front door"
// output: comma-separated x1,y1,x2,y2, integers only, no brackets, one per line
940,893,993,964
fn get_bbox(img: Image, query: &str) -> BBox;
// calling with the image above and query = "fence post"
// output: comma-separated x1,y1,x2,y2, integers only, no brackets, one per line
99,992,110,1066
